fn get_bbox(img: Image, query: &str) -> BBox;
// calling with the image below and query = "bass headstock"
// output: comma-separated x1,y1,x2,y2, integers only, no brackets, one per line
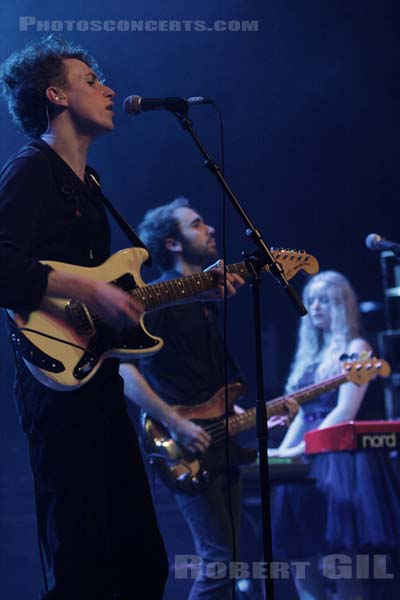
341,352,391,385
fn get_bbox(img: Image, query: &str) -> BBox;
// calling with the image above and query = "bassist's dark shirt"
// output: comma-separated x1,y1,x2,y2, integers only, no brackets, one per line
0,140,123,435
140,269,242,407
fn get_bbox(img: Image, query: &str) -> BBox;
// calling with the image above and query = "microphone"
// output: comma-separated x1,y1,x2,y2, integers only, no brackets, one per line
365,233,400,257
123,95,212,115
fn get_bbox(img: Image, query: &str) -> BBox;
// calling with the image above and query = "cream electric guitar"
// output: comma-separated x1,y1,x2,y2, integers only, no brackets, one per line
7,246,318,391
141,355,391,494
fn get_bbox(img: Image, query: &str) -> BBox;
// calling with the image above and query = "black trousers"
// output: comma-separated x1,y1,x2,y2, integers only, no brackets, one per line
29,401,168,599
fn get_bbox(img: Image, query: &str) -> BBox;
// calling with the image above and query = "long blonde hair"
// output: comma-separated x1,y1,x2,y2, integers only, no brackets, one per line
286,271,362,391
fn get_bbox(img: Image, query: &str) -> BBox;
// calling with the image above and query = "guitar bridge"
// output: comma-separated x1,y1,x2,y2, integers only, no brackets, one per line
65,299,95,336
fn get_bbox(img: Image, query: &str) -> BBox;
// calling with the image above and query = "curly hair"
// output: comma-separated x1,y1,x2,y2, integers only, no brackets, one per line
137,197,191,271
0,35,102,138
286,270,363,391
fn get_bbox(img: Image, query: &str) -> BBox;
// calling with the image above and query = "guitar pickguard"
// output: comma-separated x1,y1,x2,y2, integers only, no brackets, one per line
73,319,161,380
72,271,162,381
9,327,65,373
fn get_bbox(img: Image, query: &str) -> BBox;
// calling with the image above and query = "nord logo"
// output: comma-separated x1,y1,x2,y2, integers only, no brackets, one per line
360,433,397,449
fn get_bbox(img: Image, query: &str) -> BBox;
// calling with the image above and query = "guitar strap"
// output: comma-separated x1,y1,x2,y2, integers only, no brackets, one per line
85,170,152,267
29,140,152,266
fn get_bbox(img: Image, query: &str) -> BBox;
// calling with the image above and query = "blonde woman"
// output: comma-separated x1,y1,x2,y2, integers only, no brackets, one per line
274,270,370,459
270,271,373,600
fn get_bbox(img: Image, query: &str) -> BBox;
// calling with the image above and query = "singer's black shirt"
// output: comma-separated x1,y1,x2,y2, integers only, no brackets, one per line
0,139,110,310
0,140,123,434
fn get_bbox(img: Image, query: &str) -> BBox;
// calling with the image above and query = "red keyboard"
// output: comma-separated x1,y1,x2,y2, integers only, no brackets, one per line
305,420,400,454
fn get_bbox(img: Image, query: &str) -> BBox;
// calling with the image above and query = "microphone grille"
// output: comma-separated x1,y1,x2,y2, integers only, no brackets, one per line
123,95,141,115
365,233,381,250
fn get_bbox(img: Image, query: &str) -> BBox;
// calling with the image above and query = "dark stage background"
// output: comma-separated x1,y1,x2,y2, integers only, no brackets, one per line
0,1,399,598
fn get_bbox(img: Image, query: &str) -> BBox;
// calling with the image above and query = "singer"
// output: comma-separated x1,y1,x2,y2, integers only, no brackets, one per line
0,36,243,599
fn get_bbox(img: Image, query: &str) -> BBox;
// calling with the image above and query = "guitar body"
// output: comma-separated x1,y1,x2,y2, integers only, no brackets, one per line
141,356,391,494
141,382,257,494
6,245,319,391
7,248,162,391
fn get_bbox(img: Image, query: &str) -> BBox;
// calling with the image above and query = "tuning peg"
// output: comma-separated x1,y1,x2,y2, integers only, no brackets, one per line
350,353,359,360
340,353,349,361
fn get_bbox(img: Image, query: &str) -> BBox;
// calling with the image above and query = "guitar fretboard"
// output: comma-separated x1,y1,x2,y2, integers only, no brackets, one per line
227,373,348,436
130,262,253,311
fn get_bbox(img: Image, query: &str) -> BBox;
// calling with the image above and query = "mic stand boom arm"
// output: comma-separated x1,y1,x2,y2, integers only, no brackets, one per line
171,108,307,600
173,109,307,313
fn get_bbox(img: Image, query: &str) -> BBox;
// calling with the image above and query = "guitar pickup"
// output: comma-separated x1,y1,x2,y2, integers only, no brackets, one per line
65,299,96,336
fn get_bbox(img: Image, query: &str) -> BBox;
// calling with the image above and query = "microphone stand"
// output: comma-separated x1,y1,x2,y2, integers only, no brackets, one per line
170,106,307,600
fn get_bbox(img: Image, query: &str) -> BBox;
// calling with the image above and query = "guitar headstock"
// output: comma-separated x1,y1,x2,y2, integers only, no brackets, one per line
341,352,391,385
269,248,319,281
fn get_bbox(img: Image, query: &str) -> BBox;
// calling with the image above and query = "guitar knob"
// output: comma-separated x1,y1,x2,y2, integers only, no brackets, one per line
191,476,200,486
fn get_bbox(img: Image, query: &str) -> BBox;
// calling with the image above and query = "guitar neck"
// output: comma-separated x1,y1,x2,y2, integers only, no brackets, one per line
130,261,254,310
227,373,348,436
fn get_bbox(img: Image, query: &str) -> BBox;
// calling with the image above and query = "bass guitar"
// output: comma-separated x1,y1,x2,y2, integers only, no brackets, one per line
7,246,318,391
141,355,391,494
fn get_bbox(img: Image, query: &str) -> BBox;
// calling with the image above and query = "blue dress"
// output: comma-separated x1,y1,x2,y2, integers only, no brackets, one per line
270,366,400,559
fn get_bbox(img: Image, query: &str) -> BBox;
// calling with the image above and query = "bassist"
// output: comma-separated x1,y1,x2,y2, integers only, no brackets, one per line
120,197,297,600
